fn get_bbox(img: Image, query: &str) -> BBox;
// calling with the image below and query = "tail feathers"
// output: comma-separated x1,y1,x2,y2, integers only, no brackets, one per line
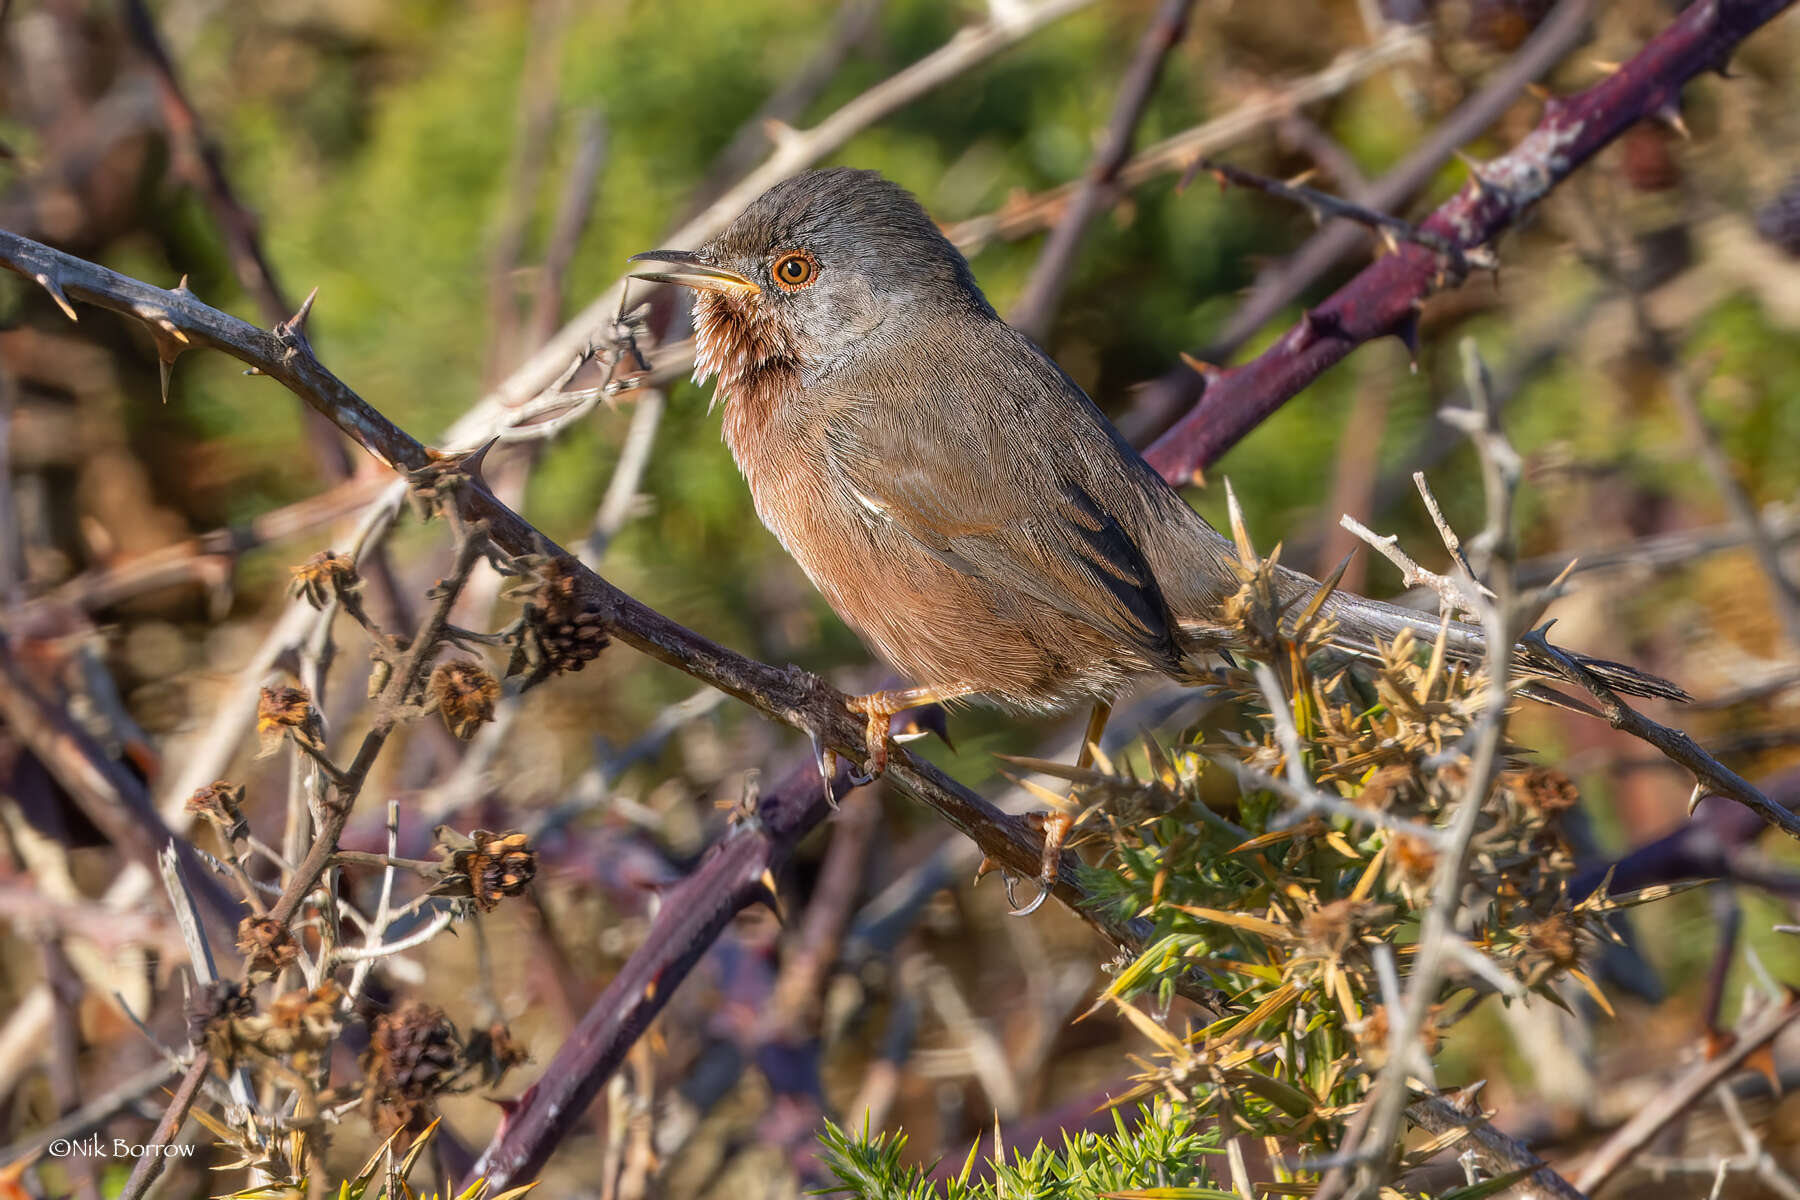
1313,589,1689,704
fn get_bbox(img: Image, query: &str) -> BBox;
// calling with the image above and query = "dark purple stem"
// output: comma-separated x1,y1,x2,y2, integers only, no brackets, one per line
1143,0,1792,480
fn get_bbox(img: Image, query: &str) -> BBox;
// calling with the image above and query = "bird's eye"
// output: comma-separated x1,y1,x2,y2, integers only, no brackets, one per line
771,250,818,291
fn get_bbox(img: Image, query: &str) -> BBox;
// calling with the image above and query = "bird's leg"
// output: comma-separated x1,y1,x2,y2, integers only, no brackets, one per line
1010,700,1112,918
845,683,975,780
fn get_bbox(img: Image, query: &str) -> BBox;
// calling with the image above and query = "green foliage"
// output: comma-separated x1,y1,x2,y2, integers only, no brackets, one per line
815,1104,1228,1200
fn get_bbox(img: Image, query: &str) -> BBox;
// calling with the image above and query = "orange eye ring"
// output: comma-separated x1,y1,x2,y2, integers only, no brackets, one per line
771,250,818,291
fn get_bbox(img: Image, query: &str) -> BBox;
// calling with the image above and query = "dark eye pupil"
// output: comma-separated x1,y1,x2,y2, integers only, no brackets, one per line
782,259,804,280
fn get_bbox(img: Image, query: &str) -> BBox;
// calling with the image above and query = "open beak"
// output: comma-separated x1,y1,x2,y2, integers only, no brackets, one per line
627,250,759,296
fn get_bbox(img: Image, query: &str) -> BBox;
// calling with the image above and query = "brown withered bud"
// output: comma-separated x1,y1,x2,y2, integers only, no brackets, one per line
505,554,609,686
464,1022,530,1085
237,915,299,977
363,1002,464,1136
430,827,536,911
1355,1003,1442,1069
256,685,324,758
428,659,500,739
187,780,248,842
288,550,361,610
1509,767,1580,819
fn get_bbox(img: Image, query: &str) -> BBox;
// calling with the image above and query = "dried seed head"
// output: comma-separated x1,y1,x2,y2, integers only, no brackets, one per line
1509,767,1580,819
363,1002,464,1137
187,979,256,1064
187,780,248,842
1524,911,1583,972
288,550,361,610
507,555,610,685
428,659,501,739
239,983,342,1058
431,827,536,911
237,915,299,977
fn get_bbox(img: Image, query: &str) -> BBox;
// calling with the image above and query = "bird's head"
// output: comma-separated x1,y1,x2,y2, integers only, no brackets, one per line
629,167,993,402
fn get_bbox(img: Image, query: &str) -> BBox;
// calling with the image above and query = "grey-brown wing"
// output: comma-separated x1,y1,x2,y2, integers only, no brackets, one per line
818,386,1187,675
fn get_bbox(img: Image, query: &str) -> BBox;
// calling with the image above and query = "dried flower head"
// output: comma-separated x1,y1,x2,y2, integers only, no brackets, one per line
506,554,609,686
430,827,536,911
363,1002,464,1137
428,659,500,739
188,780,248,842
1508,766,1580,819
237,914,299,977
256,684,324,758
288,550,361,610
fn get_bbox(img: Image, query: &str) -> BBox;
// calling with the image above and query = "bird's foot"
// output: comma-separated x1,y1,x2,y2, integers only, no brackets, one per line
1007,810,1076,918
845,691,900,779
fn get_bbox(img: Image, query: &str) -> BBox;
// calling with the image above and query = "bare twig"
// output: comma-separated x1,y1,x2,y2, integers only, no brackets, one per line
1575,997,1800,1194
115,1051,210,1200
1121,0,1597,447
1008,0,1197,339
1144,0,1797,480
942,27,1429,257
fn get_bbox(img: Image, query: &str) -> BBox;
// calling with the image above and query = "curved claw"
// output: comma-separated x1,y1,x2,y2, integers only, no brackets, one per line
845,763,878,787
1003,871,1051,918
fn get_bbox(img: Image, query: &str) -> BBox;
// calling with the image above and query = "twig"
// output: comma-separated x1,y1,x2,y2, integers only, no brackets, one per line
115,1051,210,1200
941,27,1429,257
1521,630,1800,840
1575,997,1800,1194
1121,0,1596,447
1143,0,1796,479
1330,339,1524,1197
1008,0,1197,339
1189,158,1494,272
1406,1089,1586,1200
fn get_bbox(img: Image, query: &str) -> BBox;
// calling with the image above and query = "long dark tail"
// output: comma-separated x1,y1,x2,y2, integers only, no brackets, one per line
1309,585,1689,703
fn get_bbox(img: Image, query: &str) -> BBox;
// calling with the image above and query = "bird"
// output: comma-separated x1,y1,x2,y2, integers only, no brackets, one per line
630,167,1683,894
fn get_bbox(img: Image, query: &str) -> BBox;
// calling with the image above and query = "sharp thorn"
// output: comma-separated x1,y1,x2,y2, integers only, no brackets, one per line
36,273,77,321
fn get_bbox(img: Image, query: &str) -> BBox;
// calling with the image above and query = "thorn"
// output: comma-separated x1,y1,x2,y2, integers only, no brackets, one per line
277,286,319,340
35,273,77,322
173,273,193,295
1688,780,1709,816
1590,59,1623,76
455,437,502,487
1453,151,1489,198
1444,1079,1488,1117
160,358,176,405
1283,167,1319,189
1392,309,1421,373
1654,102,1691,140
1377,226,1399,256
1179,351,1218,379
756,867,785,923
1524,82,1550,101
973,856,998,886
1223,477,1257,567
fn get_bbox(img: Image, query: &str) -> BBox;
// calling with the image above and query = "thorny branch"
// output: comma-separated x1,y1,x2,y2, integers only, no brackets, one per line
1142,0,1796,479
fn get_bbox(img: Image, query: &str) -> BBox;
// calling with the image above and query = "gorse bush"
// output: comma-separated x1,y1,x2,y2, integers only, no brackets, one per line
821,546,1675,1196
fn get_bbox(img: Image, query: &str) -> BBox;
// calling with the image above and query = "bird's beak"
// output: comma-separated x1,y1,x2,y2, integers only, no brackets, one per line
627,250,760,296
